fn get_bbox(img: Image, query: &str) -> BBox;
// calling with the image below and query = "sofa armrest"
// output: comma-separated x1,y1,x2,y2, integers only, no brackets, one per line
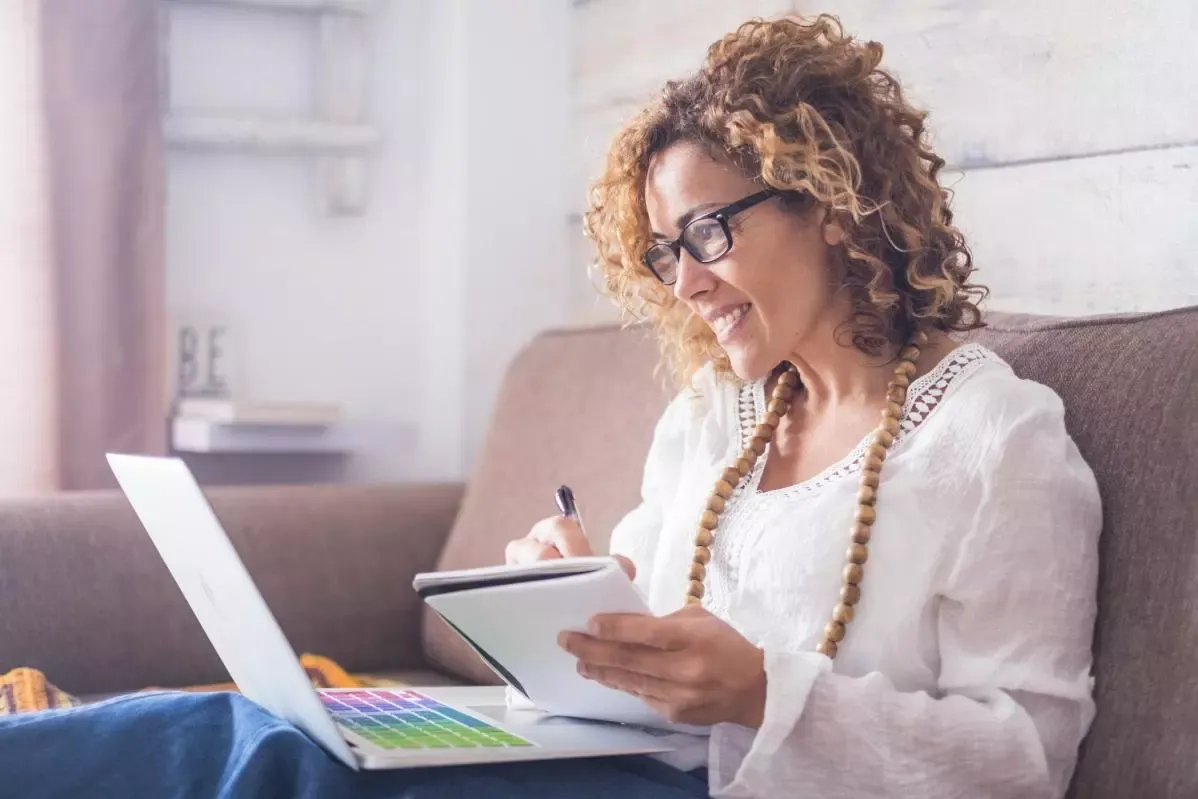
0,482,464,697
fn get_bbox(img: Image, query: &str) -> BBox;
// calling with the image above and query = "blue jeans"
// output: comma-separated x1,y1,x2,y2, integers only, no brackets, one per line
0,691,711,798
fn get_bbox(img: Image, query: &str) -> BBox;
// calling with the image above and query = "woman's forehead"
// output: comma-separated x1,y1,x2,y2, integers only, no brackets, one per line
645,143,755,222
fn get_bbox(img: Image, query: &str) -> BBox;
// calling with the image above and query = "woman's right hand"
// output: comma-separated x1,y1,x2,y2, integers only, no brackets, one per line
504,516,637,581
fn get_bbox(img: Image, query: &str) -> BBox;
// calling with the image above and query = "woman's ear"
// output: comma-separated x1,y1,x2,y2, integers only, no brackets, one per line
815,206,846,247
823,220,846,247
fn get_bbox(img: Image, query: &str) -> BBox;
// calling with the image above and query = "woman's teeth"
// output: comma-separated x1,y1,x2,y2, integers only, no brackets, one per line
713,304,750,336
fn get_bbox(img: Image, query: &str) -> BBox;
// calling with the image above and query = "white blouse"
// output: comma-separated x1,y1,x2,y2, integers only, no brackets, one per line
607,343,1102,799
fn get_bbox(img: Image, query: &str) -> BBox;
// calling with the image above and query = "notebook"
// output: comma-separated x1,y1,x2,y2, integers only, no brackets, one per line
414,558,709,734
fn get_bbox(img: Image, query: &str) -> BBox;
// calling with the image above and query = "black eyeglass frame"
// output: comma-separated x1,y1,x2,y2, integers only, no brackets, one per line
642,189,778,285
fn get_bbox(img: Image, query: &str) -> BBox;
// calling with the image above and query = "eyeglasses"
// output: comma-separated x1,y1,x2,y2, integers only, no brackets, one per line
642,189,777,286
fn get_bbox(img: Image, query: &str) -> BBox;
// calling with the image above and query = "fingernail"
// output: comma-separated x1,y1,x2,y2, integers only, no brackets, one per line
557,631,571,649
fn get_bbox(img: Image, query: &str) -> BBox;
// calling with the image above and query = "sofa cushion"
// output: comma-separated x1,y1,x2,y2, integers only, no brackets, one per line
426,306,1197,799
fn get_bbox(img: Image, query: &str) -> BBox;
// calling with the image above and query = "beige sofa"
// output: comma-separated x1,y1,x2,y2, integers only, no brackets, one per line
2,308,1195,798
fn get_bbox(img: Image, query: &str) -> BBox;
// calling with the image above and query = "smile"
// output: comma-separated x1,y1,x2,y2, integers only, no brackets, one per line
711,303,751,340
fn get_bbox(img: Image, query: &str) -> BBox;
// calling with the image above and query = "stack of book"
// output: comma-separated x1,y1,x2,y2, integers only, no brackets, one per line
170,398,352,453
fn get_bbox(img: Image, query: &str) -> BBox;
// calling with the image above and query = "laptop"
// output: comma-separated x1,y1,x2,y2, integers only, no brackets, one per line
105,453,677,770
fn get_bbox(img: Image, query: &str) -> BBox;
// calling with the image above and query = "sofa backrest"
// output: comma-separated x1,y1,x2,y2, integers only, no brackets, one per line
966,307,1198,799
426,306,1197,799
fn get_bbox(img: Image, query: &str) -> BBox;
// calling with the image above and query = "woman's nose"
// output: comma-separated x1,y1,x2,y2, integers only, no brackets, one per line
672,250,716,302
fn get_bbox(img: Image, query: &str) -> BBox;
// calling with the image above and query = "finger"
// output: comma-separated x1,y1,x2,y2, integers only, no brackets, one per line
530,516,591,558
586,613,690,650
559,634,681,679
577,663,700,709
504,537,561,565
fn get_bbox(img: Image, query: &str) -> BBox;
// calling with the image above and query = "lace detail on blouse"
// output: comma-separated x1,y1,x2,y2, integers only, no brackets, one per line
732,343,997,499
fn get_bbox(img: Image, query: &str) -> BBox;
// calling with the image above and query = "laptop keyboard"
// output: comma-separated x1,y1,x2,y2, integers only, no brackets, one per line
320,689,535,751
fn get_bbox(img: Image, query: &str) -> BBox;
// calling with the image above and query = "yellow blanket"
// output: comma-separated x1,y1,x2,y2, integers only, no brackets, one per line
0,655,400,715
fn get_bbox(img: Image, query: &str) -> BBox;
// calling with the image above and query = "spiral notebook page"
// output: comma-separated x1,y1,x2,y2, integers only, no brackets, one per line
417,560,708,734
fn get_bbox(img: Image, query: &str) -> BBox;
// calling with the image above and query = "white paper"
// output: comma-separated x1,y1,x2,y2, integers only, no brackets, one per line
419,559,708,734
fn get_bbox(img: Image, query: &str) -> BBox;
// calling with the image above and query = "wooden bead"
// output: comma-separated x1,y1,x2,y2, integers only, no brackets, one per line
778,370,799,387
886,386,907,405
843,563,864,584
873,429,895,449
763,411,782,429
824,620,846,642
862,453,884,472
891,373,910,389
721,466,742,486
855,505,876,525
860,470,880,488
694,545,712,565
694,528,714,547
850,523,872,544
713,480,734,499
687,580,704,598
700,511,719,530
847,543,869,564
685,594,703,606
753,423,774,441
883,400,903,419
707,494,727,513
898,345,921,362
912,329,929,346
774,383,795,402
857,485,877,506
894,360,917,378
748,436,767,456
833,601,855,624
840,583,861,605
688,562,706,581
735,456,754,476
867,442,888,461
881,416,900,436
816,639,838,658
767,398,788,415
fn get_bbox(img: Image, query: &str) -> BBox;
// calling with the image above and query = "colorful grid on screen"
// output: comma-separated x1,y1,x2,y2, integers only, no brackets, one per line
319,689,535,751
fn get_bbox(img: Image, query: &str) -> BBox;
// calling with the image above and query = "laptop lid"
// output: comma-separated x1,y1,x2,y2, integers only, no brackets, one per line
106,453,358,769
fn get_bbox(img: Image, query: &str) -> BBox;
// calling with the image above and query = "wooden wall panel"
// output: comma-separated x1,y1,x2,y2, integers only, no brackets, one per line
806,0,1198,168
951,147,1198,315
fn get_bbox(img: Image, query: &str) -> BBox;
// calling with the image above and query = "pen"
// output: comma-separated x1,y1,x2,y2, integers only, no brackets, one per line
554,485,586,533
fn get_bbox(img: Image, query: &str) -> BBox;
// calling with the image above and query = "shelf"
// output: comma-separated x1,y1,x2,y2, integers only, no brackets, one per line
171,417,361,454
165,0,374,15
164,114,382,155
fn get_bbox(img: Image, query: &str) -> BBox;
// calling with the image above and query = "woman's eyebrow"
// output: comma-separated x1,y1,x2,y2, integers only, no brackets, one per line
651,202,722,239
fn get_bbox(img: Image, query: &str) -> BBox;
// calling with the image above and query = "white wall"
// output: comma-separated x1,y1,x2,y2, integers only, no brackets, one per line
0,0,58,497
165,0,572,483
462,0,571,461
568,0,1198,320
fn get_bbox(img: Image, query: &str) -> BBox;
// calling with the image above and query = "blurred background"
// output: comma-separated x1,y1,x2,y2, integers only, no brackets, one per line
0,0,1194,496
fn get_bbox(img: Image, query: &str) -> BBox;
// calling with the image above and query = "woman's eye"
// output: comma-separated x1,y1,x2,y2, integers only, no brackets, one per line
691,221,720,241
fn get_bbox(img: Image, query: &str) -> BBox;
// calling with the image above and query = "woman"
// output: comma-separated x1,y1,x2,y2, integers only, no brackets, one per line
1,14,1099,799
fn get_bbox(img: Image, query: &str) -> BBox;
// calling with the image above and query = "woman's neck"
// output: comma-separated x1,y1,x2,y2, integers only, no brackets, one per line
767,326,953,413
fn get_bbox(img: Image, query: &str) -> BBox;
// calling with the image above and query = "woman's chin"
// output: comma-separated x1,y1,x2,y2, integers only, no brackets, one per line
724,349,775,383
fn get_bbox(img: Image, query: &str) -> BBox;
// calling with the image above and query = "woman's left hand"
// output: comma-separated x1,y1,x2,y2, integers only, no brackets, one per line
558,603,766,728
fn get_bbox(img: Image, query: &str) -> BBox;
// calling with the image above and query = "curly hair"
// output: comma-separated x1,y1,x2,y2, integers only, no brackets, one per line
582,14,986,387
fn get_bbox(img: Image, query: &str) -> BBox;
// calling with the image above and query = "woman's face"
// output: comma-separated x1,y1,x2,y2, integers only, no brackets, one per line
644,141,843,381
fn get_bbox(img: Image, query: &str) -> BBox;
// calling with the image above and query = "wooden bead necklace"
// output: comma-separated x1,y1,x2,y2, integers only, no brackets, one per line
685,331,927,659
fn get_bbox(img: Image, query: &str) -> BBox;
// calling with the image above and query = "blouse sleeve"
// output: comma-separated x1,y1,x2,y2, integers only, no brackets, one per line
710,383,1102,799
607,369,708,599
